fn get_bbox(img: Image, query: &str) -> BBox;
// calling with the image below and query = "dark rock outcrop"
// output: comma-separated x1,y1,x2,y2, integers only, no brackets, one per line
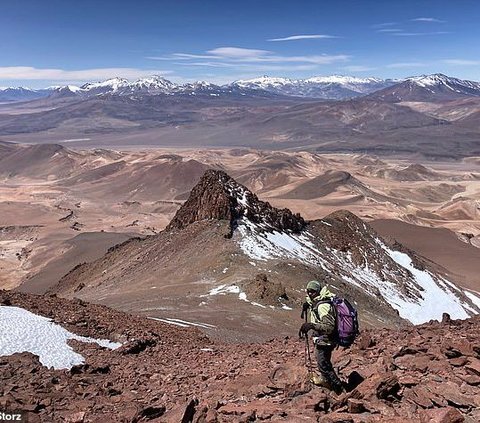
167,169,305,235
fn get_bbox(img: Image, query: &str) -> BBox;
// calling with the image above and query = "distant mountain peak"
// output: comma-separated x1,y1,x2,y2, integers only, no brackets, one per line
229,75,396,99
80,77,129,91
234,76,296,86
166,169,305,234
132,75,175,88
304,75,383,84
369,73,480,102
405,73,480,90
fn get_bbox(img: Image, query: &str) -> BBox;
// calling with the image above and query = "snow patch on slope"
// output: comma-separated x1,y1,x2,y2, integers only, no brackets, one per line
0,306,121,369
380,243,473,323
463,291,480,309
232,213,478,323
236,218,327,269
149,317,216,329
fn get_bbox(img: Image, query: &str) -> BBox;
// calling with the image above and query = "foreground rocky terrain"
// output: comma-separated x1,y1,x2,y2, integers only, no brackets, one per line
1,290,479,422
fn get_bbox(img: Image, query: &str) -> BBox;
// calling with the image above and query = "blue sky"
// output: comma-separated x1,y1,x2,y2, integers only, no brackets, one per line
1,0,479,87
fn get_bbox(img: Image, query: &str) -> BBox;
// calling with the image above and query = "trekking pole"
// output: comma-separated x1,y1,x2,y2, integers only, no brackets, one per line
305,334,313,370
302,309,315,379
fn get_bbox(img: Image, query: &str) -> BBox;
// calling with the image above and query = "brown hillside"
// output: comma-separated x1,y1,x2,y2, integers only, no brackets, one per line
1,290,479,422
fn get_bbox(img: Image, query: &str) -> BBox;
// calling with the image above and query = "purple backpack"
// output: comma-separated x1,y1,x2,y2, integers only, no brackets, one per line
314,297,359,348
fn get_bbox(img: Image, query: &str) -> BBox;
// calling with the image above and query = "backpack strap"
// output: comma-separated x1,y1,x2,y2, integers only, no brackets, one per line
312,298,336,322
312,297,340,344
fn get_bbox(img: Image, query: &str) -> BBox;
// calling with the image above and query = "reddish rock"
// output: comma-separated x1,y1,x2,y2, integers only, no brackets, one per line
405,386,434,409
457,372,480,386
449,357,468,367
0,290,478,423
393,346,425,358
117,337,157,355
375,374,401,401
441,340,475,359
398,374,419,386
442,313,452,324
167,169,305,234
435,382,478,408
347,398,367,414
357,334,376,350
394,354,431,373
465,358,480,376
62,411,86,423
297,391,329,412
419,407,464,423
319,412,355,423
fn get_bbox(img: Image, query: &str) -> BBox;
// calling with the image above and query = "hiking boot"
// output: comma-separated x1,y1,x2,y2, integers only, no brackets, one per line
325,371,344,394
331,381,344,395
309,373,331,388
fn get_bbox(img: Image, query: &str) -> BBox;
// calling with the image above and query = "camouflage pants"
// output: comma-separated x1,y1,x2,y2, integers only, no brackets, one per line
315,344,343,390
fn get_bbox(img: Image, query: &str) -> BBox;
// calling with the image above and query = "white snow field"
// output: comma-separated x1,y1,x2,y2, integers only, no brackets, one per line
233,216,480,324
0,306,121,369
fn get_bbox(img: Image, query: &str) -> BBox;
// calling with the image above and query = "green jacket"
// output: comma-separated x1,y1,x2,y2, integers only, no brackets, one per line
306,286,336,346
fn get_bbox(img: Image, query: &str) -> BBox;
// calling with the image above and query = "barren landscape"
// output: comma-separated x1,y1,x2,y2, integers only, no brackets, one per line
4,1,480,421
1,143,479,295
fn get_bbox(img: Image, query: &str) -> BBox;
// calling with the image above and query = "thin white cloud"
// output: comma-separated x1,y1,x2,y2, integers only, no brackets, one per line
392,31,450,36
412,17,445,23
148,47,271,62
149,47,349,66
372,22,398,28
174,61,240,68
267,34,338,42
376,28,403,33
443,59,480,66
208,47,271,59
175,62,318,72
386,62,427,68
0,66,173,81
172,53,220,60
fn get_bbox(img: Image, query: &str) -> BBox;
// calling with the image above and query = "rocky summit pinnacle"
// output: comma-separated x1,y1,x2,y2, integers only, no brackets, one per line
166,169,305,234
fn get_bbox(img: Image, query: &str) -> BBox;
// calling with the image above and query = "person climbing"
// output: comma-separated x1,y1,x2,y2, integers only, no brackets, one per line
299,280,344,394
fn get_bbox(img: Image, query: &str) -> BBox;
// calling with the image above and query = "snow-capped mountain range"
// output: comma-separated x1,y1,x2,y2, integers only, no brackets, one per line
2,73,480,103
369,73,480,102
0,86,54,102
231,75,399,99
45,76,276,100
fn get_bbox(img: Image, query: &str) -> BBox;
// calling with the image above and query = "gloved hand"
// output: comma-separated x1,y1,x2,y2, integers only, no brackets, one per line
298,322,316,338
300,301,310,319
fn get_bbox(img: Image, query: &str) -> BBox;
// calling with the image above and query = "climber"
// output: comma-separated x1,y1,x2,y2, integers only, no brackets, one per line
299,280,344,394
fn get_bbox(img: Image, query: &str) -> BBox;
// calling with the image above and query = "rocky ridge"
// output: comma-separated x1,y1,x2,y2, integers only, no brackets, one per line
49,169,480,331
167,169,305,235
